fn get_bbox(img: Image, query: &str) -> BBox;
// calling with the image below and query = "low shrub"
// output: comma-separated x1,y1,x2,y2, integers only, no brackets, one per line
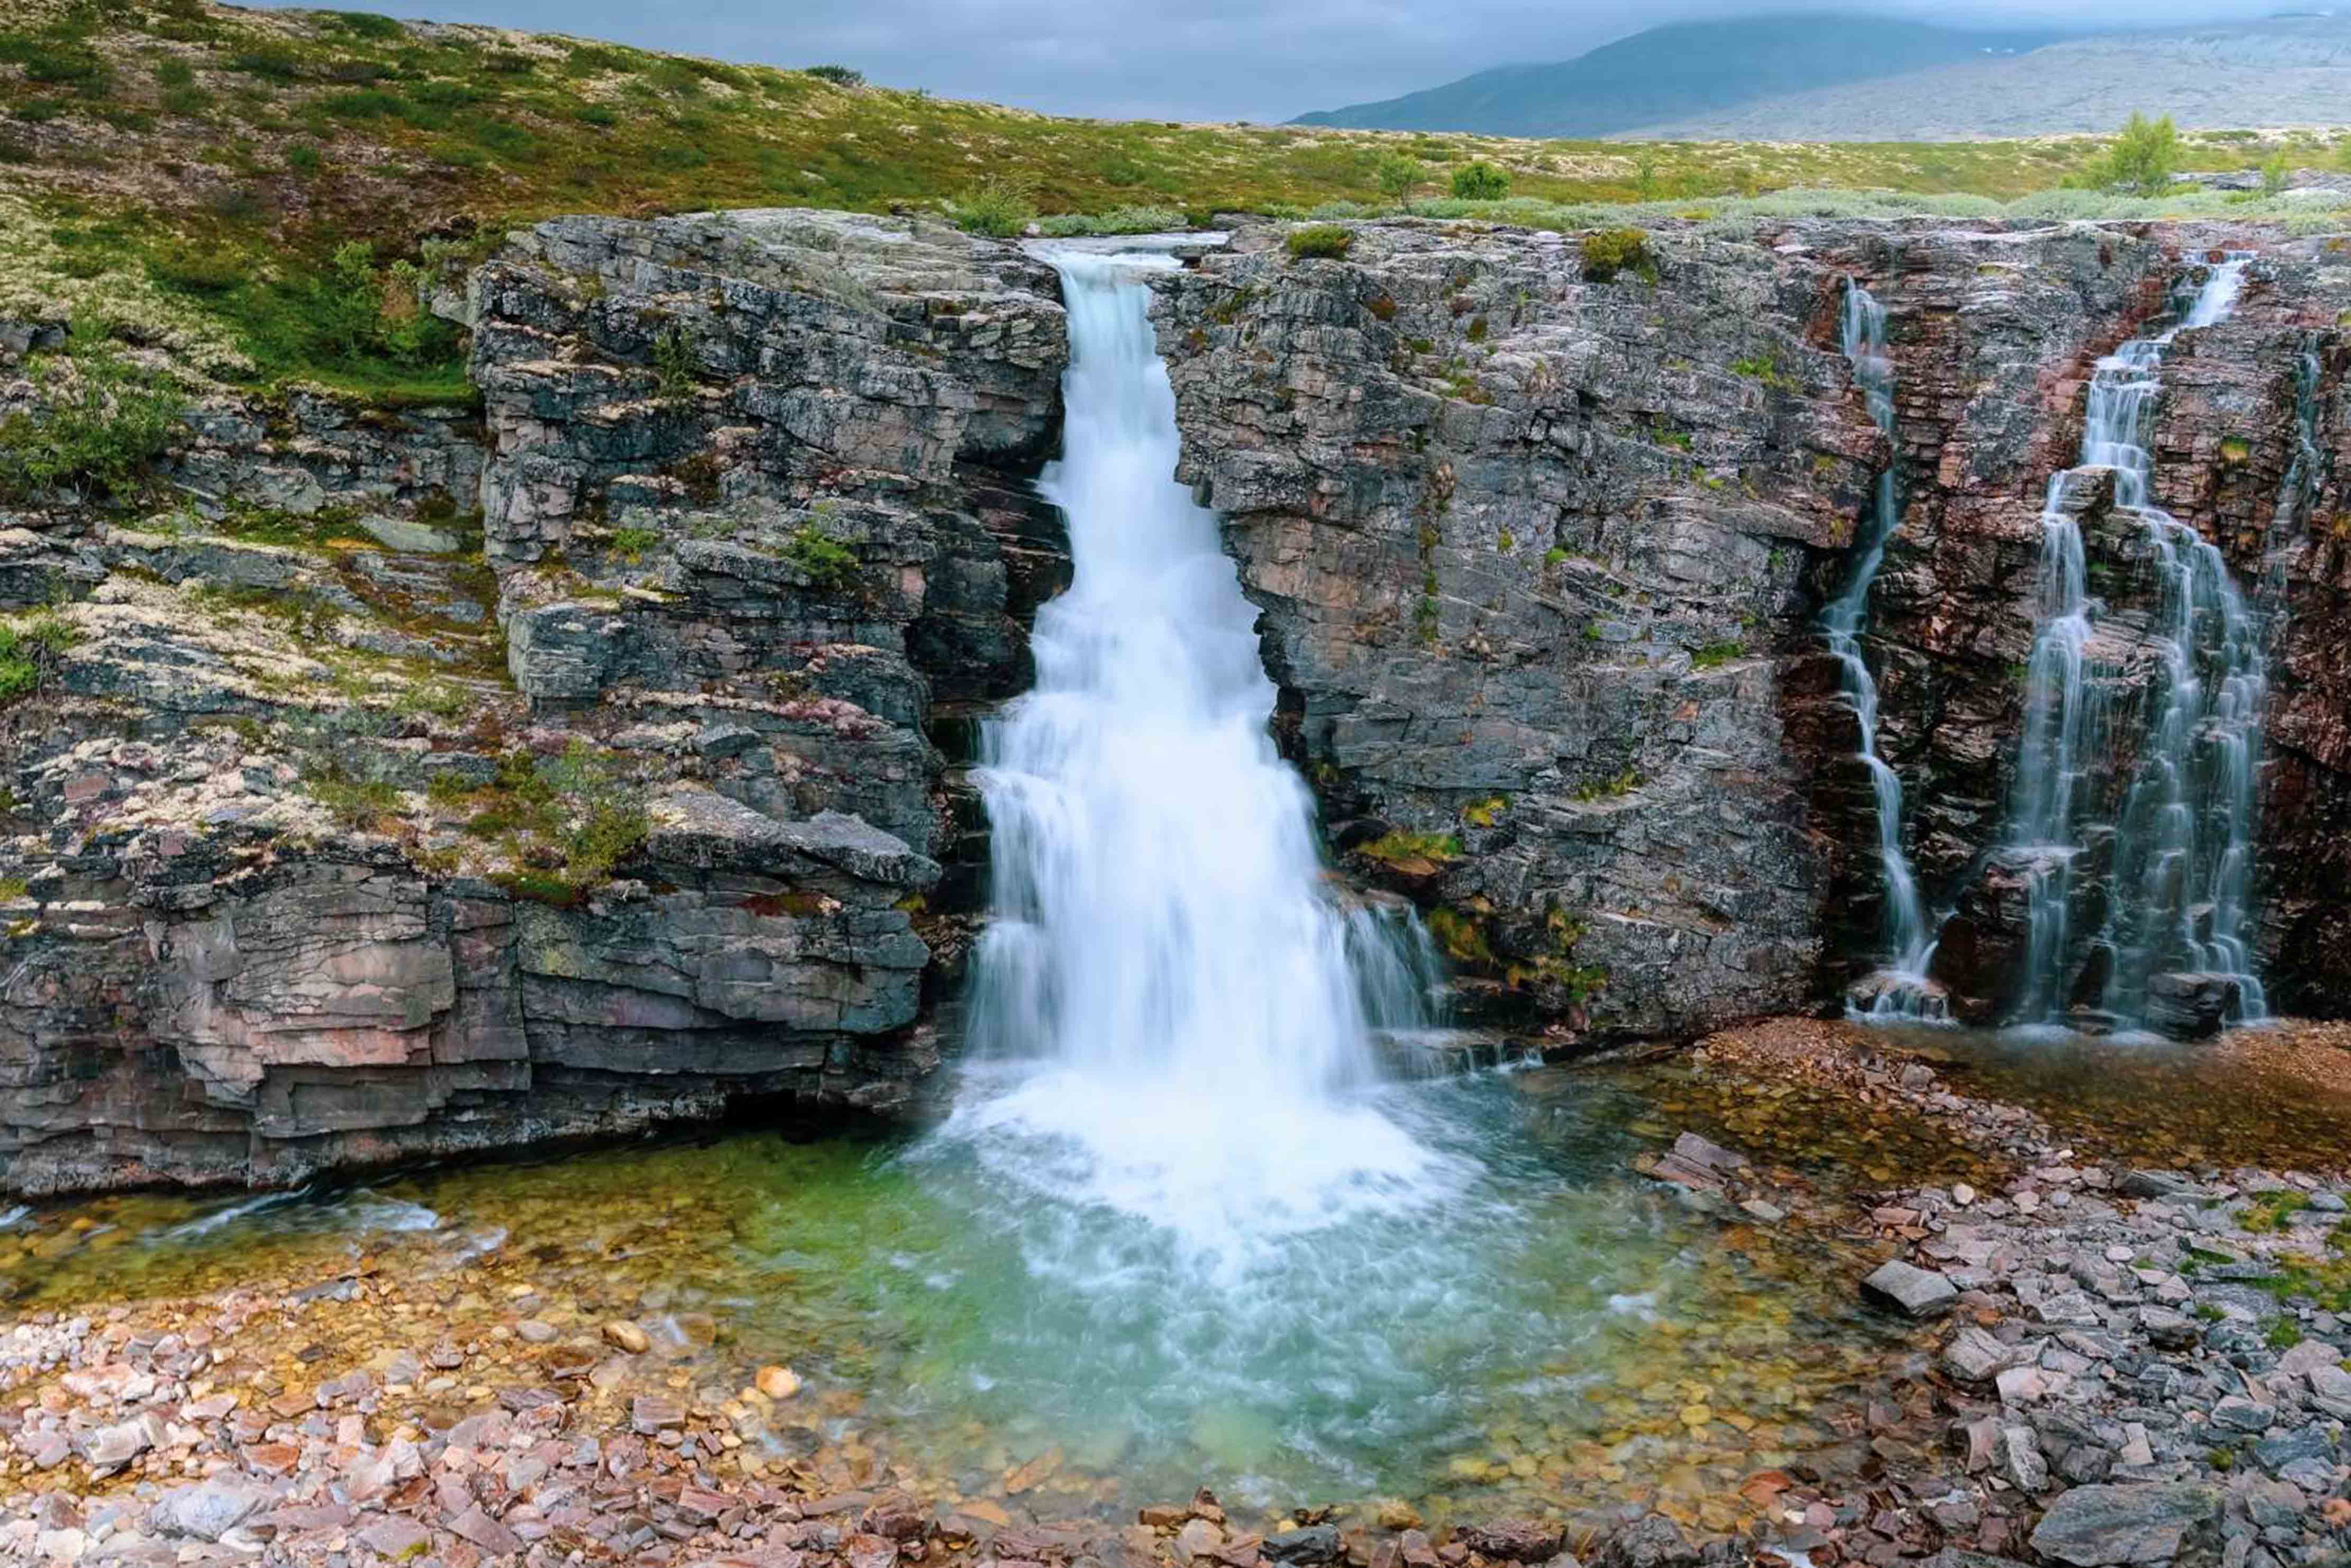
1285,224,1354,260
804,64,864,87
952,177,1034,238
0,326,183,504
1581,227,1656,284
1450,161,1510,200
0,614,75,705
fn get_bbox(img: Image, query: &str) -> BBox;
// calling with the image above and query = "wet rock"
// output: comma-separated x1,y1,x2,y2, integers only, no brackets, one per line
604,1320,651,1354
2144,973,2239,1041
1594,1514,1694,1568
1265,1526,1343,1565
1460,1520,1563,1562
757,1364,802,1399
1862,1260,1958,1318
2028,1484,2221,1567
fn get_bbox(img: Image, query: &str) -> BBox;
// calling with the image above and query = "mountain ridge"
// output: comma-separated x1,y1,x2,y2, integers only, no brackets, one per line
1290,14,2078,138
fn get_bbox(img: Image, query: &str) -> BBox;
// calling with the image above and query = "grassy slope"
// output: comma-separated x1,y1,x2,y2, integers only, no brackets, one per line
0,0,2341,398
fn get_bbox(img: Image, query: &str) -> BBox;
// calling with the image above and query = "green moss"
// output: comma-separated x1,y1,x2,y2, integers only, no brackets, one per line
1731,351,1796,391
785,524,858,590
1689,640,1745,670
1461,795,1508,828
1572,768,1643,803
2241,1189,2311,1233
1426,906,1496,967
1357,829,1463,867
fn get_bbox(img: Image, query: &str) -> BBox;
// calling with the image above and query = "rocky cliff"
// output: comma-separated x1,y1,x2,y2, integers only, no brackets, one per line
1155,217,2350,1035
3,208,2346,1192
0,211,1068,1193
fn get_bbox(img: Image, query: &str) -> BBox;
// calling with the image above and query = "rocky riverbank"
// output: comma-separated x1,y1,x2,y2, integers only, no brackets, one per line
8,1020,2351,1568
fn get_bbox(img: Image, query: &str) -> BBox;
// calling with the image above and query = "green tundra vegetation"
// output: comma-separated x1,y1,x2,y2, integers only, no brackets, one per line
2,0,2347,403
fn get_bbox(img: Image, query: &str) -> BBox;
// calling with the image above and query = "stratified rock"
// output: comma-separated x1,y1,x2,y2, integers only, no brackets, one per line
1862,1260,1958,1318
2143,973,2240,1041
2027,1484,2220,1567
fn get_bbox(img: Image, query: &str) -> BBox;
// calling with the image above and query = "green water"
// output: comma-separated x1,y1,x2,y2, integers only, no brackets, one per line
1,1065,1921,1518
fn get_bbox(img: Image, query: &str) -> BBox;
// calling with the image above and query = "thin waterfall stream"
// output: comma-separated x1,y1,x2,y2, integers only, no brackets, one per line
1993,256,2270,1031
1828,281,1937,1019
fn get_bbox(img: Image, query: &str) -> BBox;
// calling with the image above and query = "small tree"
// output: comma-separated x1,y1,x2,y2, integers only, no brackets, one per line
1375,153,1419,207
2261,151,2293,197
2098,112,2181,196
1450,161,1510,201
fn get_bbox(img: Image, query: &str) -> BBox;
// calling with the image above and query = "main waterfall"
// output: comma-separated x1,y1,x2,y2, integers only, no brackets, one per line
1996,256,2269,1030
1828,282,1937,1018
951,248,1450,1256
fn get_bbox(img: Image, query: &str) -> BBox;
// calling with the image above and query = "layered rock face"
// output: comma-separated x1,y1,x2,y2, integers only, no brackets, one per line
4,207,2347,1192
0,211,1067,1193
1154,218,2350,1034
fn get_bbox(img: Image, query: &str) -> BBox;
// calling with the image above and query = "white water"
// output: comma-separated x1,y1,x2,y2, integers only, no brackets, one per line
2001,257,2269,1027
1827,282,1937,1018
950,249,1455,1265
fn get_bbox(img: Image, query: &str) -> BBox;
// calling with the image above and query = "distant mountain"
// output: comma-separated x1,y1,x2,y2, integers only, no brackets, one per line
1289,14,2076,139
1617,16,2351,140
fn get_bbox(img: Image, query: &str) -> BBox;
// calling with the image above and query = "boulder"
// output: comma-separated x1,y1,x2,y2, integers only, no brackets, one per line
2028,1483,2220,1567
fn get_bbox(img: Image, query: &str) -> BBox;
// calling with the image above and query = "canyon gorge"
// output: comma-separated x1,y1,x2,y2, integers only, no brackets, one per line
2,211,2349,1190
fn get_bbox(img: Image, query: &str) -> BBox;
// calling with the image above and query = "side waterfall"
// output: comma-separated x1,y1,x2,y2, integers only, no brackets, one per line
952,249,1452,1259
2000,257,2269,1029
1827,281,1937,1018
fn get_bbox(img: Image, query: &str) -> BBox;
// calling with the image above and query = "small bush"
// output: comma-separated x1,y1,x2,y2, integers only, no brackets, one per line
225,43,303,81
1450,161,1510,200
0,614,75,705
953,177,1035,238
2093,112,2181,196
1285,224,1354,260
1375,153,1419,205
1581,228,1656,284
804,64,864,87
0,326,183,503
2262,152,2293,197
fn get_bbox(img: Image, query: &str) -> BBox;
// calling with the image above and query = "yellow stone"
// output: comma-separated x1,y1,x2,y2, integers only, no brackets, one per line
755,1365,801,1400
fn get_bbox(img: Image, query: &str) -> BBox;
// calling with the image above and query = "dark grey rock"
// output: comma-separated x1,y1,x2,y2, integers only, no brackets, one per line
1863,1260,1960,1318
2029,1483,2221,1567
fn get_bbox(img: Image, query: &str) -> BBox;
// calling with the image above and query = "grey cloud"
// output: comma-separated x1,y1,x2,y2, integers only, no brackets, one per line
259,0,2291,122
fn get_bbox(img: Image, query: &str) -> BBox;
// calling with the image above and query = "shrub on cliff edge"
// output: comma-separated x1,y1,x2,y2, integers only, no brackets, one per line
1285,224,1354,261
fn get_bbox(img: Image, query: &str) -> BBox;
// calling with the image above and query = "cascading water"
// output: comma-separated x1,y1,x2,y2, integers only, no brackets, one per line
1827,281,1937,1018
953,248,1451,1254
1998,256,2270,1029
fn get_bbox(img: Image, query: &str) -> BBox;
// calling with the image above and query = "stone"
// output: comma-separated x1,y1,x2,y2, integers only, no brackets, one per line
1460,1520,1563,1562
1176,1520,1226,1565
1862,1260,1958,1318
83,1417,154,1466
1945,1325,2034,1383
603,1320,651,1354
2001,1425,2049,1493
356,1516,432,1560
448,1504,523,1555
516,1319,557,1344
149,1481,270,1542
1594,1514,1694,1568
1266,1526,1344,1565
2210,1397,2276,1434
757,1364,802,1400
357,514,464,554
2029,1484,2221,1567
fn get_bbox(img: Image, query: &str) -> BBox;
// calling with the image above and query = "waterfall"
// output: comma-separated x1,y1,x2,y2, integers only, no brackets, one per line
1827,281,1937,1018
951,248,1453,1260
1999,256,2267,1029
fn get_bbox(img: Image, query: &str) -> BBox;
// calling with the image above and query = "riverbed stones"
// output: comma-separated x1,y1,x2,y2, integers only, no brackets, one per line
604,1319,651,1354
1862,1260,1959,1317
758,1363,803,1399
2029,1484,2221,1567
149,1481,270,1541
1945,1325,2034,1383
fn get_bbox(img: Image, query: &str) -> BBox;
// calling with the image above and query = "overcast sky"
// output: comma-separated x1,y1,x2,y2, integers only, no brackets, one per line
263,1,2291,122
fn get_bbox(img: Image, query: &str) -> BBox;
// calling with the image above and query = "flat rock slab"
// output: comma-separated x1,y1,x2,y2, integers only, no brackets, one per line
1863,1260,1958,1318
2028,1483,2219,1567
